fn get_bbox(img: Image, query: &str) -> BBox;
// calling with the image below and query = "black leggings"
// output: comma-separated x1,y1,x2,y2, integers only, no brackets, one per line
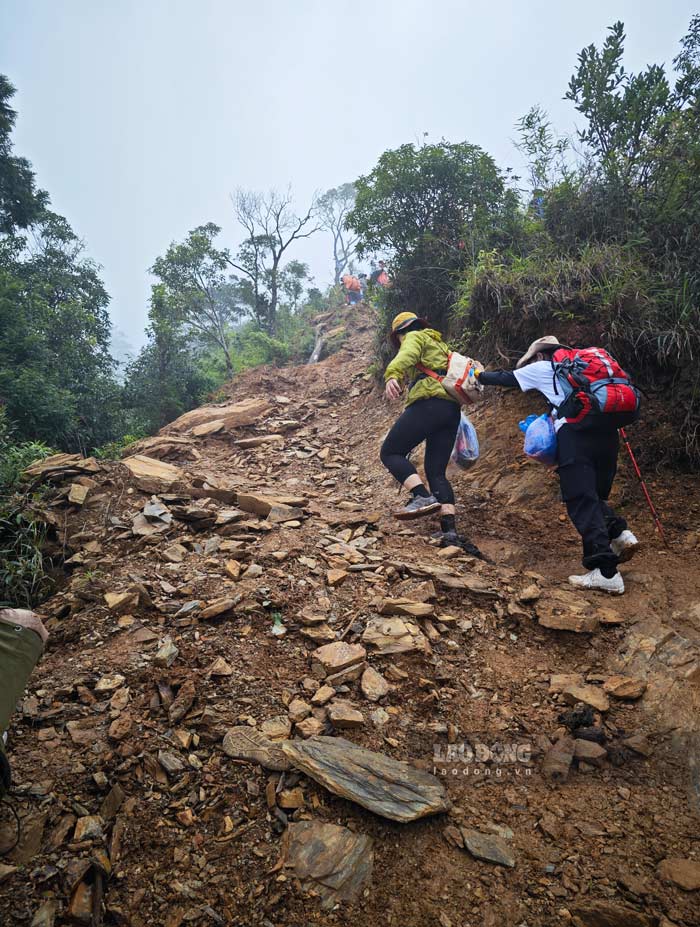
380,398,461,504
556,425,627,576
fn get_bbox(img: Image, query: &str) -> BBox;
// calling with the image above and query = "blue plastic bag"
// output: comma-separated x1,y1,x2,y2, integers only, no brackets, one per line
451,411,480,470
519,413,557,466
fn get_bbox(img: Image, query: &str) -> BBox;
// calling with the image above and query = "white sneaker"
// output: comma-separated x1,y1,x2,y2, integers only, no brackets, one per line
568,568,625,595
610,529,640,562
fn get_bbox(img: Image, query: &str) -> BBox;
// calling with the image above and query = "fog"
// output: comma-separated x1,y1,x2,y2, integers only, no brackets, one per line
3,0,696,350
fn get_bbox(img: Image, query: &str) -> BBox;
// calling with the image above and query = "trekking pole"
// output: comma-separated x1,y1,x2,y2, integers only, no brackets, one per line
619,428,668,547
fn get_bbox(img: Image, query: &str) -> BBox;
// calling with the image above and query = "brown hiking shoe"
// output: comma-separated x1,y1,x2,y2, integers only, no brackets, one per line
394,494,441,520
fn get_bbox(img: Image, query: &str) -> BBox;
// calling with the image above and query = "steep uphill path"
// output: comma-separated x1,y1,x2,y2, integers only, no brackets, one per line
2,303,700,927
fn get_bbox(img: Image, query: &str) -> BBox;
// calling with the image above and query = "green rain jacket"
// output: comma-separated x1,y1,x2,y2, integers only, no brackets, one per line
384,329,458,407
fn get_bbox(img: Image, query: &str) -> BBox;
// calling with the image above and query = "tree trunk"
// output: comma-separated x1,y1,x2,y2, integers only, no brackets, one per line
269,268,279,334
308,323,325,364
223,346,234,378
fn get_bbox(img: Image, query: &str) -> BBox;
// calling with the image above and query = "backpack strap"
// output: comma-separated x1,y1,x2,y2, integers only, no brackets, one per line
415,362,444,383
590,348,615,378
415,341,451,382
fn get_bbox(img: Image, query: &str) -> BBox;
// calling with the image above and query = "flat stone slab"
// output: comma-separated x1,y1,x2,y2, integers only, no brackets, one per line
222,726,291,771
281,821,373,908
570,901,656,926
166,397,272,433
312,641,366,676
281,735,449,822
434,573,499,597
657,857,700,891
549,673,585,693
328,700,364,729
536,591,600,633
362,617,428,655
561,683,610,713
377,598,435,618
461,828,515,868
122,455,182,485
23,453,100,479
192,419,225,437
603,675,647,700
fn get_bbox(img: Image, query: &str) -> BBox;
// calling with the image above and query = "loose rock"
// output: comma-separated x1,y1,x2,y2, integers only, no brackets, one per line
281,735,449,822
570,901,655,926
295,717,326,738
168,679,196,724
603,675,647,700
311,641,366,677
361,666,390,702
537,591,599,633
328,700,364,729
311,685,335,706
657,857,700,891
461,828,515,868
561,683,610,713
362,616,429,655
288,698,313,723
574,739,608,767
542,736,575,782
281,821,373,908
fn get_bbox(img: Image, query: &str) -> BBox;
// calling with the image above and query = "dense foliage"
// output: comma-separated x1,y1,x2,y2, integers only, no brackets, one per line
348,19,700,464
457,19,700,463
348,141,522,330
0,78,120,452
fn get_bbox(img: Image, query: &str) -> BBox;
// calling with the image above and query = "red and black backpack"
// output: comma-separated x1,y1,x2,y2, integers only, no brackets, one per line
551,347,641,430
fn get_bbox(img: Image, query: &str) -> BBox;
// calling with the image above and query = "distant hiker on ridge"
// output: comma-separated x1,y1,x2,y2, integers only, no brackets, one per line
341,273,362,304
370,260,390,288
381,312,482,557
358,273,368,300
473,336,640,594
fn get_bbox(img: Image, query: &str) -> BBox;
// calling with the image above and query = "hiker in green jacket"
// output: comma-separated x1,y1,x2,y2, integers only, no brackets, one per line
381,312,482,556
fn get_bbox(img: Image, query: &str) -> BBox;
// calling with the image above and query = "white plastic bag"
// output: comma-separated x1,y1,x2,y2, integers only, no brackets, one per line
451,411,480,470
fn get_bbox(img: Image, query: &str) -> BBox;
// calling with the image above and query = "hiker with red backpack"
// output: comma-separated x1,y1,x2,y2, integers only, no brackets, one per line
473,336,640,594
381,312,483,556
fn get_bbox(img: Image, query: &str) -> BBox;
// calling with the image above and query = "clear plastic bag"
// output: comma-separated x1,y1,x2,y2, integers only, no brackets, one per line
519,413,557,466
451,412,480,470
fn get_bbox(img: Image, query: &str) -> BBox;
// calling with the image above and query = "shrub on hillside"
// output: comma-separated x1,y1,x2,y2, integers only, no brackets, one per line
454,245,700,464
0,410,55,607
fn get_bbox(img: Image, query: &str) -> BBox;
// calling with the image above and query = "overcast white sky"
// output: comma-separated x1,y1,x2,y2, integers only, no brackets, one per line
3,0,697,350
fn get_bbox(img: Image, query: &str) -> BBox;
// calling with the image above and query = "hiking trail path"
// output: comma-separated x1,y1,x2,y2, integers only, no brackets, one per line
2,304,700,927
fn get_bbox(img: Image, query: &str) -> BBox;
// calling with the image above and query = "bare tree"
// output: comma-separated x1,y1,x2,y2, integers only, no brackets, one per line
228,187,320,334
316,183,359,283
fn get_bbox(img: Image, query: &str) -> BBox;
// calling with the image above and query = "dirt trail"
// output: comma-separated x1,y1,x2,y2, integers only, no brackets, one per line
2,304,700,927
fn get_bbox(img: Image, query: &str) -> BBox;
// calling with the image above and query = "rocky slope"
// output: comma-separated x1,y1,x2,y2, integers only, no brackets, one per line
2,303,700,927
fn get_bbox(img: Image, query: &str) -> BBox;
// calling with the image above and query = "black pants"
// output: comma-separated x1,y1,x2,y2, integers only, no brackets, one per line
556,424,627,576
380,398,461,504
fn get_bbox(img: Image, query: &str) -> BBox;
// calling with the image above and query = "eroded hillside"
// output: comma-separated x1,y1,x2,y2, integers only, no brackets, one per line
2,304,700,927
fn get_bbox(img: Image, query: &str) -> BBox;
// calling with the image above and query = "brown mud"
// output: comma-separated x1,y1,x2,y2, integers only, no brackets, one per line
1,304,699,927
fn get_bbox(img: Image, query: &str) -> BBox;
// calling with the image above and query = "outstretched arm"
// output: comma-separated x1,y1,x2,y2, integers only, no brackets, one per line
478,369,519,388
